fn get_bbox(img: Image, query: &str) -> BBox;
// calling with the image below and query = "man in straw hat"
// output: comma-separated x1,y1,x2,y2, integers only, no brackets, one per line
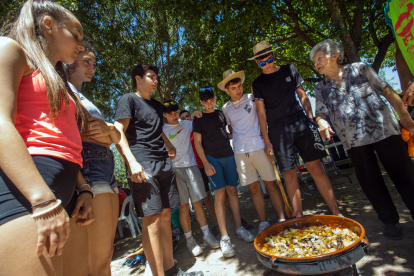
218,69,286,235
193,86,255,258
249,41,342,218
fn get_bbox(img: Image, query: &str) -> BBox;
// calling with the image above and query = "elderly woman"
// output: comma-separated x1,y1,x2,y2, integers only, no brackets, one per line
310,39,414,240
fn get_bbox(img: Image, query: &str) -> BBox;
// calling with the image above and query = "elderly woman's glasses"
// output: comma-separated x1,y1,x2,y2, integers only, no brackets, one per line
163,101,177,107
258,57,274,67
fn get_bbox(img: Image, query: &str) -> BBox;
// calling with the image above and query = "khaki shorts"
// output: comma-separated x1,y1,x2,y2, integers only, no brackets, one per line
234,149,276,186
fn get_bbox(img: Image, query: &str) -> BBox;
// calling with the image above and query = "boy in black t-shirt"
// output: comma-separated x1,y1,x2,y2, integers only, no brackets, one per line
249,41,341,218
193,87,255,258
114,65,201,276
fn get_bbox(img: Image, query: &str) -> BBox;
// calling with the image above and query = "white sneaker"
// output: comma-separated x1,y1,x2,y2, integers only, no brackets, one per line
220,236,236,258
203,232,220,249
235,226,255,243
257,221,270,236
187,237,203,256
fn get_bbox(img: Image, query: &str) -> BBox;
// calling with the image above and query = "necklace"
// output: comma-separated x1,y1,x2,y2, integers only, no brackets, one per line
230,95,243,109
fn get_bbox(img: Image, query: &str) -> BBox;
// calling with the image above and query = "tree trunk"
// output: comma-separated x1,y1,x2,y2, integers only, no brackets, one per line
325,0,360,63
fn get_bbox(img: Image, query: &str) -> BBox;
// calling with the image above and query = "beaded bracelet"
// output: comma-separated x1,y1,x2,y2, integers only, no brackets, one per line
79,189,95,199
31,199,62,218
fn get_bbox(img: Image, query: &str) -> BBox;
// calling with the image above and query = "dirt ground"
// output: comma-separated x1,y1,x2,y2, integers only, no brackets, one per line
110,161,414,276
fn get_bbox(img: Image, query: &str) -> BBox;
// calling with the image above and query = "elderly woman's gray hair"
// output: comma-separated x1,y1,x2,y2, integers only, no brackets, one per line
310,39,345,65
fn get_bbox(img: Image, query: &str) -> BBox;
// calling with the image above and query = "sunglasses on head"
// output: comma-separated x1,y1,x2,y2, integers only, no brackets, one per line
163,101,177,107
258,56,274,67
200,87,214,93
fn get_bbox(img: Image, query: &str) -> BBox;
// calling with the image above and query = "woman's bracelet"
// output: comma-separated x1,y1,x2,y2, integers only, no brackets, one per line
78,189,95,199
78,183,90,191
31,198,57,209
31,199,62,218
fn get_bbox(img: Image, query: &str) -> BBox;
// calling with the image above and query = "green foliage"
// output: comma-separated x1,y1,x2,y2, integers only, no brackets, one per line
2,0,397,186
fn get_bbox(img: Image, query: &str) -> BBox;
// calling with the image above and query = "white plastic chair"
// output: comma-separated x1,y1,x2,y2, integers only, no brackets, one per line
118,195,142,238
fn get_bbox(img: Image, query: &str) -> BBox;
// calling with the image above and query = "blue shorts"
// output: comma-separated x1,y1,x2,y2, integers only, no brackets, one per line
205,155,238,192
80,142,118,194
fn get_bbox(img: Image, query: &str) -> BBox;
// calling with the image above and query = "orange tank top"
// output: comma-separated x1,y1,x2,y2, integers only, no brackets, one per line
15,69,83,167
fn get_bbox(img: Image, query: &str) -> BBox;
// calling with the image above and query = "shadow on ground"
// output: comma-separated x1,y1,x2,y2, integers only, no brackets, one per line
111,161,414,276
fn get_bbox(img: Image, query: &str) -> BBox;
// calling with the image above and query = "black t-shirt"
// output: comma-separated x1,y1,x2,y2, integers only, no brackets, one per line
252,64,306,127
192,110,234,159
114,93,168,162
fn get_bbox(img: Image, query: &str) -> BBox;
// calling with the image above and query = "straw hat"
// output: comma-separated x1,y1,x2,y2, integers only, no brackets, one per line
217,69,245,91
247,40,279,60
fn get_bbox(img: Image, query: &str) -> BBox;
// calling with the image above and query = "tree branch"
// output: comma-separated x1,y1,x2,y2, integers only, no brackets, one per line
371,31,394,73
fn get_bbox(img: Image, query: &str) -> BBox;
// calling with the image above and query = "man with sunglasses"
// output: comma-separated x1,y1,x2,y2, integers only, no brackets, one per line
162,100,220,257
218,69,286,236
250,41,341,218
114,65,202,276
192,87,255,258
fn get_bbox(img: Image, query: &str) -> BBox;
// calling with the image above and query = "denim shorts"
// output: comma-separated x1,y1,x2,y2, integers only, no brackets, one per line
80,142,118,194
205,155,238,192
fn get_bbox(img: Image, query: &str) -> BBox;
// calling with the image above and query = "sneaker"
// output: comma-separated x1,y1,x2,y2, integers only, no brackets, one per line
383,224,402,240
236,226,255,243
177,268,204,276
187,237,203,256
203,231,220,249
241,218,254,230
257,221,270,236
336,213,345,217
143,260,152,276
211,224,220,237
220,236,236,258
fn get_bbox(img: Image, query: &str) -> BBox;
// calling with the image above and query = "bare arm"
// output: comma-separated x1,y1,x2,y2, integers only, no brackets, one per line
162,132,176,160
228,125,233,139
0,38,71,257
83,118,121,144
383,86,414,135
0,39,56,206
193,132,216,176
396,42,414,106
296,85,313,118
255,100,273,158
114,119,146,183
70,172,94,226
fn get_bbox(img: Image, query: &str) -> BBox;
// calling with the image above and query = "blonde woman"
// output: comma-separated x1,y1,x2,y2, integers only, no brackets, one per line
0,1,94,275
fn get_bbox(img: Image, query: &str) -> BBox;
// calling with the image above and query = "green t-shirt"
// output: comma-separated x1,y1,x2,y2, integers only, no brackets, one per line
385,0,414,75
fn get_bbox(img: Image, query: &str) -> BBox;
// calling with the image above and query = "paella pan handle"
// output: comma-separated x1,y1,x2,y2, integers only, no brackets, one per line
360,236,370,253
270,256,318,268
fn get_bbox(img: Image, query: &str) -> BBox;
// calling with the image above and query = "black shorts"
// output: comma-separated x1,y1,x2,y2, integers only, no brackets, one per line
0,155,80,226
268,116,327,172
128,158,180,217
199,168,210,193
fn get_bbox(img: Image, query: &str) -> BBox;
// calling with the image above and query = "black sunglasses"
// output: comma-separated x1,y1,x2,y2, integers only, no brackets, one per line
258,56,274,67
200,87,214,93
163,101,177,107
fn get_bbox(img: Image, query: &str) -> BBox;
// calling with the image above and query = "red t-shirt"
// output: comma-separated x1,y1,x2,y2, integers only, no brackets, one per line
15,69,83,166
191,133,203,169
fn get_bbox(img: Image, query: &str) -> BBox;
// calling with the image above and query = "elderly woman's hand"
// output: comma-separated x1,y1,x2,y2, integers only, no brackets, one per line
317,119,335,140
400,116,414,136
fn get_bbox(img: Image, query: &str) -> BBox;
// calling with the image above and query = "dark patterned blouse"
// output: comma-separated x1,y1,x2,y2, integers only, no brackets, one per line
315,62,400,150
